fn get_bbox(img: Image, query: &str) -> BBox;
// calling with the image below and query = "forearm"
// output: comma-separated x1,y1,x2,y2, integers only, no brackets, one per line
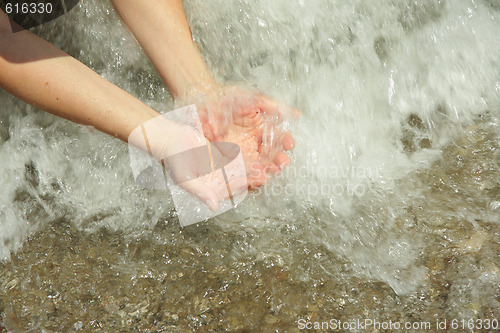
110,0,218,100
0,17,160,143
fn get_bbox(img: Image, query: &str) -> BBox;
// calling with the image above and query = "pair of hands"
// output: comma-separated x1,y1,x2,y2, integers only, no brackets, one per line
109,0,298,210
159,86,298,211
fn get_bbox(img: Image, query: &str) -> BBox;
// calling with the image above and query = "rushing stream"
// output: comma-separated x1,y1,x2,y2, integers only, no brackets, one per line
1,0,499,331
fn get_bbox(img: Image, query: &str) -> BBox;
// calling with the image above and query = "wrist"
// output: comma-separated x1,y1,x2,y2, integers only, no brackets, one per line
178,77,221,102
153,38,221,102
170,67,221,103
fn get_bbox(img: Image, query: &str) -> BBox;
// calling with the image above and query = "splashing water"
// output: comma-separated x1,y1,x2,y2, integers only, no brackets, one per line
0,0,499,330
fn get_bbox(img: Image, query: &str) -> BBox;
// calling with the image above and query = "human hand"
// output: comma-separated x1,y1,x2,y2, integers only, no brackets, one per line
143,120,247,212
188,86,299,188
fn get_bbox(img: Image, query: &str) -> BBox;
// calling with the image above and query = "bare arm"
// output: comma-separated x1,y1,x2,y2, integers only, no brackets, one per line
0,11,229,210
0,11,164,144
111,1,298,185
110,0,217,100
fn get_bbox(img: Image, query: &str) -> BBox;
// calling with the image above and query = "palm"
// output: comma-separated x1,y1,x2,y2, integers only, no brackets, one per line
196,87,296,188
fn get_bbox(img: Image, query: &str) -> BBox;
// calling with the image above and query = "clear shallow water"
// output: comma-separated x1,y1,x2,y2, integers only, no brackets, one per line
1,0,499,331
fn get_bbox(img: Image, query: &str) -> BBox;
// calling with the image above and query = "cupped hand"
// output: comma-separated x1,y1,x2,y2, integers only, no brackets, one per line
157,123,247,212
188,86,299,188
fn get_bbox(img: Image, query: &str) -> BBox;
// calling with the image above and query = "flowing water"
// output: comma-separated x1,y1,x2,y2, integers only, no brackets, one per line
1,0,499,331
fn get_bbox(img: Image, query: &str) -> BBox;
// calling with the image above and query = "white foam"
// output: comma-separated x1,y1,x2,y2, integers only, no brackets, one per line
0,0,499,295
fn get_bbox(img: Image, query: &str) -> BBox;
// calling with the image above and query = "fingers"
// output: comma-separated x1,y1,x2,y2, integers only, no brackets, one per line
273,151,290,170
258,130,294,167
258,96,282,120
260,152,290,177
194,89,300,193
247,163,272,188
223,174,248,198
281,132,295,151
258,95,302,120
257,97,297,154
181,180,219,212
181,162,249,211
246,150,289,188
